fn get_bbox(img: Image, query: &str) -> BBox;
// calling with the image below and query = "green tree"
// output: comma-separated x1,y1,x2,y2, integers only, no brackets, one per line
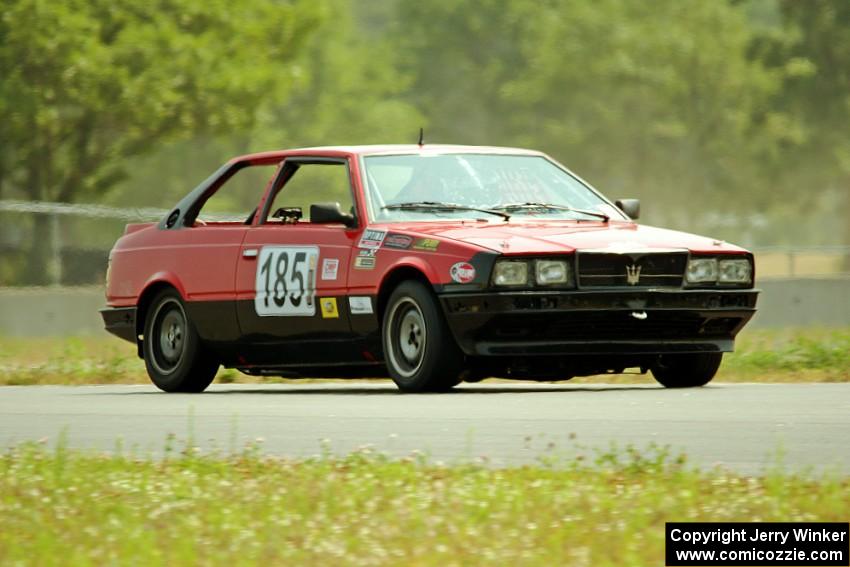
767,0,850,266
103,0,423,219
0,0,321,283
254,0,423,148
392,0,795,238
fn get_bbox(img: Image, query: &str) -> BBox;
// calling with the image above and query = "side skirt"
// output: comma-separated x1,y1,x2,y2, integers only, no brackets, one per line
235,361,388,379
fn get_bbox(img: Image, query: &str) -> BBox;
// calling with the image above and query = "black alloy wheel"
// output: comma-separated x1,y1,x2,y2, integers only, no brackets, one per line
382,281,464,392
143,289,218,393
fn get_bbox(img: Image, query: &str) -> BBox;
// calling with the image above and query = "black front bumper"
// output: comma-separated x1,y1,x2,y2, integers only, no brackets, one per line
440,289,758,356
100,306,137,343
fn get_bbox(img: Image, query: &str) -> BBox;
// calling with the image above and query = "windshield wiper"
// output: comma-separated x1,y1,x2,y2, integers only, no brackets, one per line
383,201,511,221
491,202,609,222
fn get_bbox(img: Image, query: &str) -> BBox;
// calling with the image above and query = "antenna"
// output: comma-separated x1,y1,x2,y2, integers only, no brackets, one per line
418,127,424,146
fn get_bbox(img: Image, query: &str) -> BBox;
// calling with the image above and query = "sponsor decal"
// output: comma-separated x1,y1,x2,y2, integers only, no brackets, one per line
357,248,377,258
383,233,414,250
348,296,373,315
449,262,476,284
413,238,440,251
320,297,339,318
358,229,387,249
321,258,339,281
354,256,376,270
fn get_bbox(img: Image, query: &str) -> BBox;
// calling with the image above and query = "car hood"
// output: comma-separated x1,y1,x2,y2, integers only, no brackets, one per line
388,221,748,255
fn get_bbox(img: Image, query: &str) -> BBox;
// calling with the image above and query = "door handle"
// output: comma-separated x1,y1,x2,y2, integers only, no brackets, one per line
242,249,258,258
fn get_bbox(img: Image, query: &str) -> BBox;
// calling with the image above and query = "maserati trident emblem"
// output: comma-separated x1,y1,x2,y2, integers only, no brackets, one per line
625,264,641,285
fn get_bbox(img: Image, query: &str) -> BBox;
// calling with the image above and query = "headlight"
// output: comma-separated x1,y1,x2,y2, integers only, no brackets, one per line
686,258,718,283
719,259,752,283
493,261,528,286
535,260,572,286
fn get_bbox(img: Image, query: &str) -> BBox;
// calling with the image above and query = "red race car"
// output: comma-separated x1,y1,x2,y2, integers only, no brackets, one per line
101,145,758,392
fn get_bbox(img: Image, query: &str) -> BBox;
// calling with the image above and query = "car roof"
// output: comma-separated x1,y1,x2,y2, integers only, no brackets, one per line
232,144,545,164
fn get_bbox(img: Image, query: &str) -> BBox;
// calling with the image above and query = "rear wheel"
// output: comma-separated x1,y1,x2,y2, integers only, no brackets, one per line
382,281,464,392
142,289,218,393
651,353,722,388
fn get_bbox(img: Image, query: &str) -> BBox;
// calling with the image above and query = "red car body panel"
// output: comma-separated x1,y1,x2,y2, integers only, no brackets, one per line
387,221,749,256
101,144,758,376
107,223,247,305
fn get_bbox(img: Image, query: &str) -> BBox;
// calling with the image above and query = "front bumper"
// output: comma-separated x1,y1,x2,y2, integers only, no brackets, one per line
440,289,758,356
100,306,137,343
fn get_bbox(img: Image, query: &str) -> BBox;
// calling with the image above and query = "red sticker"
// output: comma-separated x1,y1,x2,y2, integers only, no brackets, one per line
383,234,414,249
450,262,476,284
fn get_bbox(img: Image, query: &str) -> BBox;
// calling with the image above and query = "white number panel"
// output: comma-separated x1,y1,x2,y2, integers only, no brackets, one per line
255,246,319,316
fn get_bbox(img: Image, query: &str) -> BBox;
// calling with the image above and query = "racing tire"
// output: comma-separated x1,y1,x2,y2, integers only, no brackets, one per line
142,289,219,393
650,353,722,388
382,280,464,392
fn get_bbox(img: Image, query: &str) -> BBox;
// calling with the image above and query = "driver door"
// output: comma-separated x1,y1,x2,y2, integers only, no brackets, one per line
234,157,360,366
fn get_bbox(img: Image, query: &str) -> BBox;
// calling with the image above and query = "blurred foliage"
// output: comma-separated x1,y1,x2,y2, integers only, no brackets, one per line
389,0,827,234
0,0,321,282
99,0,423,211
770,0,850,266
2,0,850,282
0,0,324,202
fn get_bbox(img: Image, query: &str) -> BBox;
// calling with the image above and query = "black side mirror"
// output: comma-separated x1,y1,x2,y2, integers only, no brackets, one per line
615,198,640,220
310,202,356,227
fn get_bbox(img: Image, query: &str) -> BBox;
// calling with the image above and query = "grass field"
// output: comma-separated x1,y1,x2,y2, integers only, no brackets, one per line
1,328,848,387
0,441,847,566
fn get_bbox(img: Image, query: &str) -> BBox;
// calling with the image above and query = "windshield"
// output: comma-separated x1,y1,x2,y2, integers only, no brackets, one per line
362,153,624,222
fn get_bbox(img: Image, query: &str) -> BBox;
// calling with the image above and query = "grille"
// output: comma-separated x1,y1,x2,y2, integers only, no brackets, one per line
577,252,687,288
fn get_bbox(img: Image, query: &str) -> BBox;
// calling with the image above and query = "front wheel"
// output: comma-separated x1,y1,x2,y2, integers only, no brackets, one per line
651,353,722,388
382,281,464,392
142,289,219,393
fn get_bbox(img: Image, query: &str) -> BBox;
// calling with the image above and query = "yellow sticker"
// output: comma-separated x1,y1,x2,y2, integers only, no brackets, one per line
413,238,440,251
354,256,376,270
320,297,339,319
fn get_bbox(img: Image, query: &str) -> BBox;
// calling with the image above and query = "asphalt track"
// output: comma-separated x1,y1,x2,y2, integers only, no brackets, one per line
1,382,848,474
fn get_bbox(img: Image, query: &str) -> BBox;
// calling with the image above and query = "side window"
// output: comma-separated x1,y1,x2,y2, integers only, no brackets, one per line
265,162,354,223
196,164,279,223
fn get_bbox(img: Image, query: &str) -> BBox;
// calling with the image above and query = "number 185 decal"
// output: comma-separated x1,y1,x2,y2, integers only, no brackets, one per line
255,246,319,316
